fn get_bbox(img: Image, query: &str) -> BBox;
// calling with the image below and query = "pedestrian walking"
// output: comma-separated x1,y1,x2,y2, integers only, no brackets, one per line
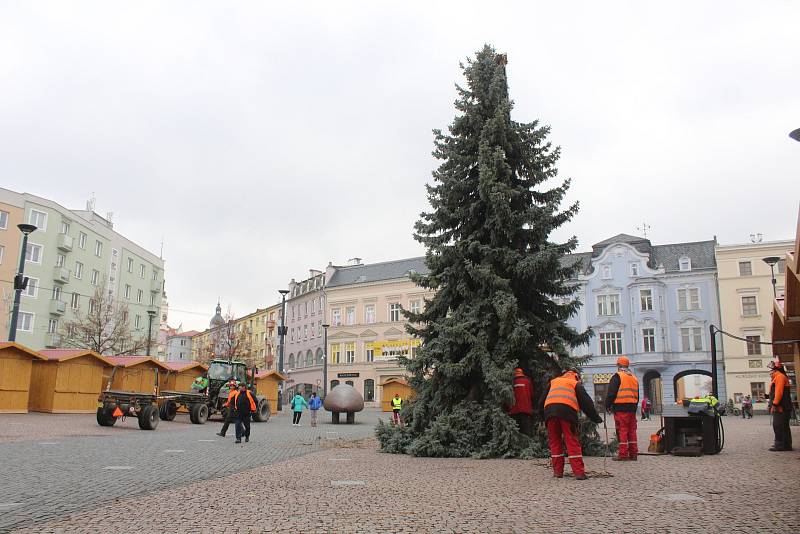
309,392,322,427
391,393,403,426
606,356,640,461
508,367,535,436
234,383,256,444
742,395,753,419
216,380,238,437
767,360,793,451
539,368,603,480
641,396,651,421
290,392,308,426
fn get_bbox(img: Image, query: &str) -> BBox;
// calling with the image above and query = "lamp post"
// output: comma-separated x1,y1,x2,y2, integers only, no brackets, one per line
322,323,330,398
277,289,290,410
146,308,157,356
790,128,800,142
762,256,780,298
7,223,37,342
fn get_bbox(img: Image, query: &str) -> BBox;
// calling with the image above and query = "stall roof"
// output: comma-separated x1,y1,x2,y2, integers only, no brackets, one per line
38,348,113,365
105,355,172,370
162,361,207,372
0,342,47,360
255,370,287,380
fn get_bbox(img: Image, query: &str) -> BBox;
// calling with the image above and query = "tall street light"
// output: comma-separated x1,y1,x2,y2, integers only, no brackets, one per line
789,128,800,142
146,308,157,356
762,256,781,298
277,289,290,410
322,323,330,399
8,223,37,342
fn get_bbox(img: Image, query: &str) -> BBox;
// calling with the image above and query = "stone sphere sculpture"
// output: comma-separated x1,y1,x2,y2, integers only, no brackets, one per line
323,384,364,424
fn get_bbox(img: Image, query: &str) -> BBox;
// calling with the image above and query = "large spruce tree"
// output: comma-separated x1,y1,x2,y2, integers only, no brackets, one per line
377,45,599,458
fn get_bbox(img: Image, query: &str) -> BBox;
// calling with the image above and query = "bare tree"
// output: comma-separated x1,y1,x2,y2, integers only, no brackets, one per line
59,285,148,355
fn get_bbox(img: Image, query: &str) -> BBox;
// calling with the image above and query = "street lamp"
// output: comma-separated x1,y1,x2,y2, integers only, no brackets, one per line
277,289,290,410
146,308,157,356
790,128,800,142
322,323,330,398
762,256,781,298
7,223,37,342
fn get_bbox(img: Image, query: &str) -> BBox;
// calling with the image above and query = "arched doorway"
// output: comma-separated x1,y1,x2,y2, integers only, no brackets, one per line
642,370,663,414
673,370,712,401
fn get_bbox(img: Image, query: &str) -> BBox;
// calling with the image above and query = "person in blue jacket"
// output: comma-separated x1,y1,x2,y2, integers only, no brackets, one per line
308,392,323,427
290,393,308,426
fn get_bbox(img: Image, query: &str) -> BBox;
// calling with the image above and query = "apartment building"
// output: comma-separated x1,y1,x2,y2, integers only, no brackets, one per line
283,270,326,399
0,188,164,352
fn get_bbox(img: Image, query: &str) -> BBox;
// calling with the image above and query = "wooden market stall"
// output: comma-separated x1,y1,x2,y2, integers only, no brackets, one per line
31,349,114,413
0,342,47,413
255,370,286,414
379,378,413,412
161,361,208,391
105,356,172,394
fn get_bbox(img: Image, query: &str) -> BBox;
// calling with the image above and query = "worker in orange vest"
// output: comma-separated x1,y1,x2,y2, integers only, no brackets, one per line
539,369,603,480
233,382,257,444
508,368,535,437
605,356,640,461
767,360,794,451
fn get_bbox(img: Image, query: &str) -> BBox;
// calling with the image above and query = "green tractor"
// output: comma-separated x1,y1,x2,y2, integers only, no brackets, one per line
159,359,270,424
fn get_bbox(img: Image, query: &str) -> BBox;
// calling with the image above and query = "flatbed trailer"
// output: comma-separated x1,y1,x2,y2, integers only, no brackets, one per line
96,390,160,430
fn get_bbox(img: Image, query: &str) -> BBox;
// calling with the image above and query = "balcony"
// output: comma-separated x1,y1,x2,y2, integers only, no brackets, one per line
57,234,74,252
150,279,161,293
46,333,62,348
49,300,66,315
266,320,277,329
53,267,70,284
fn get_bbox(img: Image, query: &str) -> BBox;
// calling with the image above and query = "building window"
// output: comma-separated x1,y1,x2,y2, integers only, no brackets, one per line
750,382,765,401
48,318,58,334
680,327,703,351
738,261,752,276
127,258,133,273
78,232,87,249
22,277,39,298
364,379,375,402
140,264,146,278
149,293,155,306
152,269,158,281
640,289,653,311
303,324,308,340
331,343,341,364
366,348,375,362
365,304,376,324
91,270,99,286
345,306,355,325
134,315,141,329
679,257,691,271
389,303,402,322
52,286,61,301
741,296,758,317
318,320,322,336
137,289,143,303
305,301,309,316
410,299,421,315
642,328,656,352
55,253,65,268
94,240,103,257
746,335,762,355
60,221,70,235
88,299,96,314
290,328,294,342
599,332,623,355
25,243,43,263
332,308,342,326
630,263,639,276
777,259,786,274
0,245,4,264
345,342,355,363
70,292,80,309
748,359,763,368
596,294,620,316
124,285,131,299
29,209,47,230
75,262,83,279
677,288,700,311
17,312,34,332
0,210,7,229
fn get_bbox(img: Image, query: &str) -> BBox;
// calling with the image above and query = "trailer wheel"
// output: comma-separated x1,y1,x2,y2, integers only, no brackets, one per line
195,403,209,424
96,407,115,427
189,403,198,424
138,404,159,430
159,401,177,421
253,398,270,422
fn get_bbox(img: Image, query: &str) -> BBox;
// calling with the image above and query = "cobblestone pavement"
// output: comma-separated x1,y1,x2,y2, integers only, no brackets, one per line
8,415,798,533
0,409,382,533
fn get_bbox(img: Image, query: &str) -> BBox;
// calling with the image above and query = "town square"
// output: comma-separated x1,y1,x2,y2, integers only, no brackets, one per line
1,2,799,533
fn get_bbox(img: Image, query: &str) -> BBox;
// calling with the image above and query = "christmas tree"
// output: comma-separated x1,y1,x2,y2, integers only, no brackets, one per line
377,45,603,458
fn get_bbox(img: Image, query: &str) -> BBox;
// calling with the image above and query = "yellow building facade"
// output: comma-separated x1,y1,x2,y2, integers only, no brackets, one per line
716,240,793,411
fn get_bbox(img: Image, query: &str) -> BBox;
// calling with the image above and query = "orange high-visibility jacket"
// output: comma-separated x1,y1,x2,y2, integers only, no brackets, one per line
232,390,256,412
544,375,579,411
223,389,237,408
770,372,790,413
614,371,639,405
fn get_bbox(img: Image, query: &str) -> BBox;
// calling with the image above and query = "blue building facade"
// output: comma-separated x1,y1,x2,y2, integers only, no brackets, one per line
563,234,726,411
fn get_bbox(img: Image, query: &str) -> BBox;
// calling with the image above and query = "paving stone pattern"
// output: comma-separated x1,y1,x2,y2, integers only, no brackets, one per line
0,410,381,533
4,415,800,533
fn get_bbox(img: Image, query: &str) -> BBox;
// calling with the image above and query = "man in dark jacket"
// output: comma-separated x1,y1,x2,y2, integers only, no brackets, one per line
539,369,603,480
605,356,640,461
234,383,256,444
768,360,793,451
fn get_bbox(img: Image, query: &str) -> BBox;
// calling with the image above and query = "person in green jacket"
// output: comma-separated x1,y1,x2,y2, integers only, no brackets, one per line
290,393,308,426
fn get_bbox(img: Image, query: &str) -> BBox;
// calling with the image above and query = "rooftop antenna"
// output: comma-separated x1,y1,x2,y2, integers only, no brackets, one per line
86,193,96,212
749,233,763,243
636,222,651,238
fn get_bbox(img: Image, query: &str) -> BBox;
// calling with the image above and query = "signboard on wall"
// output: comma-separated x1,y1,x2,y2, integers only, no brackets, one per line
337,372,360,378
366,339,422,362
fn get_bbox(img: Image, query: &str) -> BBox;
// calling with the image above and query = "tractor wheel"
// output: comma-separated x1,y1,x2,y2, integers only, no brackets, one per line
253,398,270,422
138,404,159,430
195,403,209,424
159,401,177,421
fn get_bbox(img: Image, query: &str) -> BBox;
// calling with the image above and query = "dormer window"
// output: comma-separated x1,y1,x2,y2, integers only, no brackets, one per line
630,263,639,276
679,257,691,271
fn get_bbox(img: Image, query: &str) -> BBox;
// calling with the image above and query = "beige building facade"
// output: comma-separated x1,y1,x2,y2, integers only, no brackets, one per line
324,257,432,408
716,240,793,411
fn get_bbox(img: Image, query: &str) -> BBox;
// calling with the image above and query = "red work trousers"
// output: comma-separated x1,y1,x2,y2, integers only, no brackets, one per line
546,417,585,477
614,411,638,459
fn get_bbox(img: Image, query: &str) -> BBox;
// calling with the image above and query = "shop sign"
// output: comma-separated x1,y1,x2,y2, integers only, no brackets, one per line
337,372,360,378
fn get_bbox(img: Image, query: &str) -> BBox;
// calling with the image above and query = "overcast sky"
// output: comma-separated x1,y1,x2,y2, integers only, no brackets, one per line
1,1,798,331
